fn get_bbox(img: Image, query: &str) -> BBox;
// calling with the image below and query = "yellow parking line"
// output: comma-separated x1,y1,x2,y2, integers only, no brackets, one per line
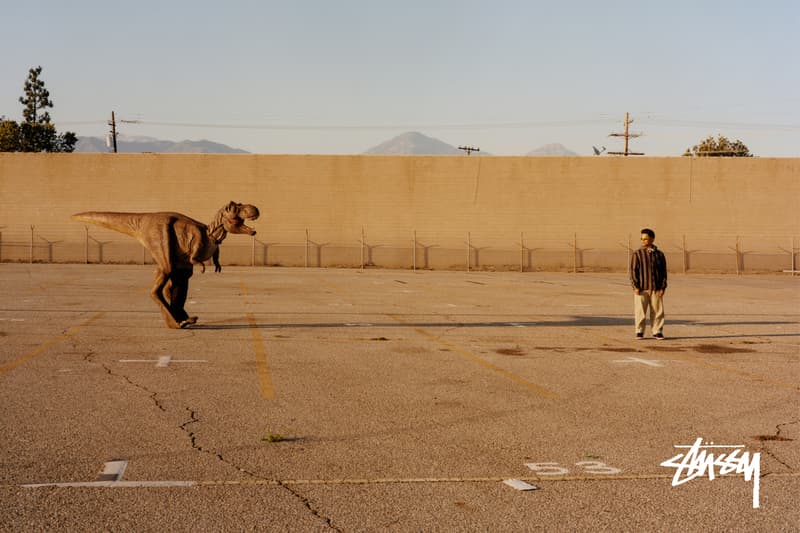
241,279,273,399
0,312,105,377
418,328,559,399
247,313,274,399
390,315,558,399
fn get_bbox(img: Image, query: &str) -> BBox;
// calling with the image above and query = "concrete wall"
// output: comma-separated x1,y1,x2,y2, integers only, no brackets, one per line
0,153,797,272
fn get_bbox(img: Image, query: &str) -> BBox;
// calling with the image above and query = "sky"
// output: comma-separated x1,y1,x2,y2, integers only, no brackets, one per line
2,0,799,156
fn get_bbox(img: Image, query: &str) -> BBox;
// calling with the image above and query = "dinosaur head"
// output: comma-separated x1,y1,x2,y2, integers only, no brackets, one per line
222,202,260,236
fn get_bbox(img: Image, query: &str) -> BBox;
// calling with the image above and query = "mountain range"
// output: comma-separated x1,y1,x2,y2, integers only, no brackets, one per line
365,132,578,156
364,131,466,155
524,142,578,156
76,131,579,156
75,135,249,154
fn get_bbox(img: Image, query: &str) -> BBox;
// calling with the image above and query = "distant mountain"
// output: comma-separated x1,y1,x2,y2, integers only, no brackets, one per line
366,132,579,156
525,143,578,156
75,135,248,154
364,131,464,155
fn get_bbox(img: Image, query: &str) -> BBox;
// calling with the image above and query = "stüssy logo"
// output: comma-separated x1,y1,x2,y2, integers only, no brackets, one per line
661,437,761,509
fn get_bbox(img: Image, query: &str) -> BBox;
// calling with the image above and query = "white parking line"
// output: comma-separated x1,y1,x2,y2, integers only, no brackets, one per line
119,358,207,367
23,480,197,488
23,460,194,488
22,472,797,490
611,357,665,367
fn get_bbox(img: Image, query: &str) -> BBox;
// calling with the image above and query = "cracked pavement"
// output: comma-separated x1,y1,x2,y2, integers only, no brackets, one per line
0,264,798,531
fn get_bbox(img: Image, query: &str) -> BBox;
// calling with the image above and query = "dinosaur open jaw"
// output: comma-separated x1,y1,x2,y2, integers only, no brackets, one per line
224,217,256,236
240,224,257,236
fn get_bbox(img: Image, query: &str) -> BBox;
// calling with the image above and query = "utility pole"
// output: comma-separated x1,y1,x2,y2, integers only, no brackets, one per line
458,145,480,156
608,112,643,156
107,111,118,153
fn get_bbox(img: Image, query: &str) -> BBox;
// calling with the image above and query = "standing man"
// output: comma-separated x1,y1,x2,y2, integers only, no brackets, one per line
630,228,667,339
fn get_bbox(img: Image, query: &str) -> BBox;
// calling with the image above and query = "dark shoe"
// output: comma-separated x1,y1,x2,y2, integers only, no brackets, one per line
654,332,665,340
636,332,644,339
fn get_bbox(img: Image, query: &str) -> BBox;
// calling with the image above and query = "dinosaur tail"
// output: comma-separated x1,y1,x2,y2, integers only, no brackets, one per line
71,212,142,239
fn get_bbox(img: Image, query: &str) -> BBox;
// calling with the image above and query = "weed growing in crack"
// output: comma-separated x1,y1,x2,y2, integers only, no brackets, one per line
263,433,286,443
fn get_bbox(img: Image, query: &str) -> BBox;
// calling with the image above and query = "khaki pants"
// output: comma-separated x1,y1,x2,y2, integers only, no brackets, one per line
634,290,665,334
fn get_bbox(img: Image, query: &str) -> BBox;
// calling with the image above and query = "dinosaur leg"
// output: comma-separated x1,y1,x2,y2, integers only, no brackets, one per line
144,220,185,329
168,267,197,328
213,248,222,272
150,269,182,329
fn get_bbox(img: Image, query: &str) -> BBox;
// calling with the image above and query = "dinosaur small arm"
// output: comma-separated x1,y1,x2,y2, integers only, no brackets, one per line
72,201,260,329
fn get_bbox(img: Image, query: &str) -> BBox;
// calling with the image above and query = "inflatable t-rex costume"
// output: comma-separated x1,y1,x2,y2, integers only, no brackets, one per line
72,201,259,329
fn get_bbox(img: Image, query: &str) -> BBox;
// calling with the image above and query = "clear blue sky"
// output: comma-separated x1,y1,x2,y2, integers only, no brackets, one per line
2,0,798,156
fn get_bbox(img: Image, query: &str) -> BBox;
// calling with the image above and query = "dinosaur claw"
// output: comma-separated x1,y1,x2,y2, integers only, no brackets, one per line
179,317,198,328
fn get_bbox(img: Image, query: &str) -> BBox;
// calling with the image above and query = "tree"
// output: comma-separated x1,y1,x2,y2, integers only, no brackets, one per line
0,118,21,151
683,134,753,157
0,66,77,153
20,66,53,125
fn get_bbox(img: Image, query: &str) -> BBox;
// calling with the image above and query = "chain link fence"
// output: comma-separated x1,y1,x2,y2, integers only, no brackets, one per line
1,226,797,275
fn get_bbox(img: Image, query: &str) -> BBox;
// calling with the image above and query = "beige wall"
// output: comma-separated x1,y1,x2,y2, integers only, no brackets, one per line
0,153,797,272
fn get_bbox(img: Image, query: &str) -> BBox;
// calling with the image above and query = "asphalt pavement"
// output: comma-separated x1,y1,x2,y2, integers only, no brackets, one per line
1,264,798,531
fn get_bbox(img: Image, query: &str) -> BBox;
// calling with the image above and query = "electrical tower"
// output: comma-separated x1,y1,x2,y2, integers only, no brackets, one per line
608,112,644,156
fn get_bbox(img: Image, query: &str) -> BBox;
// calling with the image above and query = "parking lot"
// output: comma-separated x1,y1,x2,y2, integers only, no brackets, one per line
1,264,798,531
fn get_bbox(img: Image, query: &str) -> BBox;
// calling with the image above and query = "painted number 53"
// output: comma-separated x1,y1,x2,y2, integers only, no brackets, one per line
525,461,622,475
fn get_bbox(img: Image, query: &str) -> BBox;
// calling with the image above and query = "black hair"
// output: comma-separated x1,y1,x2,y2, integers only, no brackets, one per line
641,228,655,239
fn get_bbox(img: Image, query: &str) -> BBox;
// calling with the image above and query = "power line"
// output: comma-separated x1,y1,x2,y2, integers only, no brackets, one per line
99,118,612,131
640,118,800,131
57,116,800,132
